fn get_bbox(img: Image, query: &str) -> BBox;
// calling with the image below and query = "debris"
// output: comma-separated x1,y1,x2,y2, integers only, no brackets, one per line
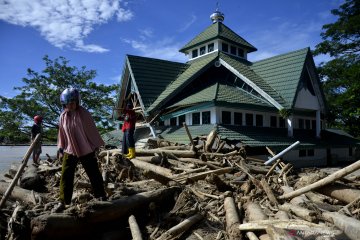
0,130,359,240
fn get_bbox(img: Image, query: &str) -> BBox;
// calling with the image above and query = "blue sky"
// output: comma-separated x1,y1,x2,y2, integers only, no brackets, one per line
0,0,342,98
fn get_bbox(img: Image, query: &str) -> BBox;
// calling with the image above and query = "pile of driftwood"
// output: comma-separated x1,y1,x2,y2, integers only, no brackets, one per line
1,129,360,240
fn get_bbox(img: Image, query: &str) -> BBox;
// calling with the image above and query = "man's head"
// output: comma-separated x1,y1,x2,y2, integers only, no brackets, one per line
34,115,43,124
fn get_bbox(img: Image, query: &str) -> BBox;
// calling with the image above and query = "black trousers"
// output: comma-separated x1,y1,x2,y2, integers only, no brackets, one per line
122,129,135,154
60,152,106,204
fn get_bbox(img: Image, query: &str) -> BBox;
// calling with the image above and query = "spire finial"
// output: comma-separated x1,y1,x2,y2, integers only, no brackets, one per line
210,2,224,23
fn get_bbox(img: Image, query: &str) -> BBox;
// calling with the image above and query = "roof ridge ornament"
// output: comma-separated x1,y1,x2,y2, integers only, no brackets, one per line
210,2,225,23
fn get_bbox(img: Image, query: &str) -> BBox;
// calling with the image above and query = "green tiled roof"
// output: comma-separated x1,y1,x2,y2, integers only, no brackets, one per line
127,55,187,109
179,22,257,53
170,82,273,108
147,52,218,112
219,52,286,107
150,124,360,148
251,48,309,108
154,124,216,144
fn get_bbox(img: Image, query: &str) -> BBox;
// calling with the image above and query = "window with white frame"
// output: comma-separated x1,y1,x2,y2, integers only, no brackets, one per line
299,119,304,129
234,112,242,125
222,111,231,124
200,46,206,55
279,117,286,128
299,149,315,157
238,48,244,57
192,49,198,58
179,115,185,125
246,113,253,126
202,111,211,124
192,112,200,125
230,45,237,55
208,43,214,52
170,117,177,126
256,114,263,127
270,116,277,127
222,43,228,52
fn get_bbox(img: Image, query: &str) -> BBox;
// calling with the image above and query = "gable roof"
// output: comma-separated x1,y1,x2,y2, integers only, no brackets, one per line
126,55,187,109
146,52,219,113
170,82,273,109
251,48,309,109
179,22,257,53
219,52,286,108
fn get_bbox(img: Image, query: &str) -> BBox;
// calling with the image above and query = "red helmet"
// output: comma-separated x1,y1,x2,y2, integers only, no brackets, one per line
34,115,43,124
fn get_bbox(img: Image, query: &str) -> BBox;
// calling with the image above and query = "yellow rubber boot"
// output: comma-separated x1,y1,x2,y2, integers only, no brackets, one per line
128,147,136,159
123,150,130,158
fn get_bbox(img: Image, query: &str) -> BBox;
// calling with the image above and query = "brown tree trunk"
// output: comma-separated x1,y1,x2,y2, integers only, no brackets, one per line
224,196,242,240
31,187,180,239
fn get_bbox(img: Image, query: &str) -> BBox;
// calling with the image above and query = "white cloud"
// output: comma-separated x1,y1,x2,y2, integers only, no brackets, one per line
122,37,187,62
0,0,133,53
178,14,197,32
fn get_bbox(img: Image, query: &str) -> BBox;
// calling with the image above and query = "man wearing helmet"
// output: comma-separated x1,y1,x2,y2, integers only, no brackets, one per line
31,115,43,164
54,88,107,212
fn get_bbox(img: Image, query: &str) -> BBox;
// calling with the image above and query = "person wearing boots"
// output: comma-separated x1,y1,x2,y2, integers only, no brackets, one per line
31,115,43,165
54,87,107,212
120,102,136,159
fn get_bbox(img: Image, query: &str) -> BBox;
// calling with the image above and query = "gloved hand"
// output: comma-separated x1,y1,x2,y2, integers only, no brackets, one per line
124,115,129,121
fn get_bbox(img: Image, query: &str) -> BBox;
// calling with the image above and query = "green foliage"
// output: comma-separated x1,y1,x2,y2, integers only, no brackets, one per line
279,108,292,119
0,55,117,143
314,0,360,137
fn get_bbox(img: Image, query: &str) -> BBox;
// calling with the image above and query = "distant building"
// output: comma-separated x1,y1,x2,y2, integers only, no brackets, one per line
114,7,359,167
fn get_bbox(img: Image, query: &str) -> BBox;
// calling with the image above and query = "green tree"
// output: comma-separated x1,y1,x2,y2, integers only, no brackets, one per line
314,0,360,137
0,55,117,143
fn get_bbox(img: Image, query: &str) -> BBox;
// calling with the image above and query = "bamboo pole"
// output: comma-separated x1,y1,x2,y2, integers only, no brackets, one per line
279,159,360,200
0,134,41,209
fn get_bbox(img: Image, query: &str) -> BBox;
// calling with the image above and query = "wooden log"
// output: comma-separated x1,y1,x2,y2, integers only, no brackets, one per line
260,178,278,205
31,187,180,239
245,232,260,240
131,159,172,177
156,213,203,240
173,167,233,184
201,150,238,158
178,157,221,169
136,149,196,158
183,123,195,151
244,202,268,222
205,130,217,152
316,182,360,204
238,219,340,233
0,182,46,205
265,159,281,177
278,203,317,222
244,202,269,240
274,211,289,220
0,134,41,209
224,196,242,240
279,158,360,200
322,211,360,240
20,164,44,192
128,215,143,240
281,186,308,206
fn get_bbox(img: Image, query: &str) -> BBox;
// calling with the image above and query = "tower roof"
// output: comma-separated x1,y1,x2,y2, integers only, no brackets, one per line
179,22,257,53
